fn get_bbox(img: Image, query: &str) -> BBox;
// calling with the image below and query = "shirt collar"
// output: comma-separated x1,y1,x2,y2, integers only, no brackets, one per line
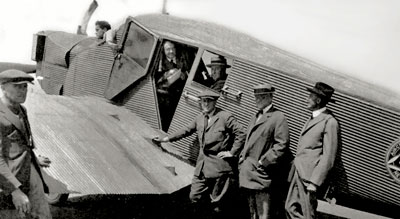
262,104,273,114
312,107,326,118
204,108,217,117
167,57,176,63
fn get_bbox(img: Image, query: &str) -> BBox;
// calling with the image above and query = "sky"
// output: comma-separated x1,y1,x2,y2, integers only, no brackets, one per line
1,0,399,93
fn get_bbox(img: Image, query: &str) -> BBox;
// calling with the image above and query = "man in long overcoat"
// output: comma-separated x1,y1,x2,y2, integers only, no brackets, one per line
238,83,292,219
285,82,340,219
0,69,52,219
154,89,246,218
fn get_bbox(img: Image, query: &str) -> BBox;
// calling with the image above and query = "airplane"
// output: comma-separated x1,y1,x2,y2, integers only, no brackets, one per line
28,12,399,218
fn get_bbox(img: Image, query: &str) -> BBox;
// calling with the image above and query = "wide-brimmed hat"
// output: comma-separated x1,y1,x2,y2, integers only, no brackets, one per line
0,69,34,85
198,89,220,100
306,82,335,103
253,83,275,95
206,56,231,68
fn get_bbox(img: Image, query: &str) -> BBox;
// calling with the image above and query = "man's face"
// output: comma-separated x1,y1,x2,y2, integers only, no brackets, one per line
307,92,321,111
201,98,217,114
2,83,28,104
163,42,176,60
95,25,106,39
254,93,272,110
210,66,225,81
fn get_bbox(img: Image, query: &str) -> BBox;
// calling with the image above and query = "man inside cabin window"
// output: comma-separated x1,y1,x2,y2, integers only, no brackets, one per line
202,56,230,92
155,40,191,131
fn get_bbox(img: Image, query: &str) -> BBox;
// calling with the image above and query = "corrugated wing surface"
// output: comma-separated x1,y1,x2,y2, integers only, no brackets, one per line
224,60,400,206
25,80,193,195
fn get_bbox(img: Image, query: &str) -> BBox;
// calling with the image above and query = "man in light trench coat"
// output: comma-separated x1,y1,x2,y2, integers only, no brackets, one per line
285,82,340,219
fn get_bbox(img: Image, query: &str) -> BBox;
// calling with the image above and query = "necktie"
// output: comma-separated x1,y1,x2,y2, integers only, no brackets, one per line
202,114,209,146
170,59,177,68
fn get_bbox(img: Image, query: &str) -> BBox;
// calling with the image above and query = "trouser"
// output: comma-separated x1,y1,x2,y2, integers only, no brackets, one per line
285,171,318,219
0,164,52,219
189,173,238,219
243,188,271,219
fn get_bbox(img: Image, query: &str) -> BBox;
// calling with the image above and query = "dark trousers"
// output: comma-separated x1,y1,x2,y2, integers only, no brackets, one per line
190,173,244,219
285,171,318,219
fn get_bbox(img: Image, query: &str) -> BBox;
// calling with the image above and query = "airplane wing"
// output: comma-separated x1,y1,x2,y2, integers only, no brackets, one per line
25,77,194,195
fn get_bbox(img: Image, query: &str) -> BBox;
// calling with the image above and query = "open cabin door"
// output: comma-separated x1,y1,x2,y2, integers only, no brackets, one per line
104,17,162,129
105,17,159,99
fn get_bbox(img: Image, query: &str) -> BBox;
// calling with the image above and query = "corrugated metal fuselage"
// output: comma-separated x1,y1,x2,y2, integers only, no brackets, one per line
33,14,400,211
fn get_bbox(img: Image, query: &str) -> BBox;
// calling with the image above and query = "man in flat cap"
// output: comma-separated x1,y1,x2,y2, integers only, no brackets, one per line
154,89,246,218
285,82,340,219
0,69,52,219
238,83,292,219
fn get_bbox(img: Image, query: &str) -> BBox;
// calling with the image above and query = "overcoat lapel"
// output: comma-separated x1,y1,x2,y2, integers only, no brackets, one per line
301,113,326,135
244,108,274,154
0,101,24,132
206,116,219,131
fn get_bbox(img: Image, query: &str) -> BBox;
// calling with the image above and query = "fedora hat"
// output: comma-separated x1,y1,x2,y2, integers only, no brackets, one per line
307,82,335,103
206,56,231,68
253,83,275,95
0,69,34,85
198,89,220,100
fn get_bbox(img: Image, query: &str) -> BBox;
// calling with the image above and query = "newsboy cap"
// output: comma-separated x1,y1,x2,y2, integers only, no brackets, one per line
206,56,231,68
253,83,275,95
306,82,335,103
0,69,34,85
198,89,220,100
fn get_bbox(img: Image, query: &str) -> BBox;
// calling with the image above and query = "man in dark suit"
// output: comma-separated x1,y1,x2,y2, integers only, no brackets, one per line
155,40,192,131
0,69,52,218
285,82,340,219
154,89,246,218
204,56,230,92
238,83,291,219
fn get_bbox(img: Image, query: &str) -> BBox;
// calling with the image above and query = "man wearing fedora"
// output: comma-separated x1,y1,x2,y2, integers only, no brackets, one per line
0,69,52,218
238,83,292,219
205,56,231,92
154,89,246,218
285,82,341,219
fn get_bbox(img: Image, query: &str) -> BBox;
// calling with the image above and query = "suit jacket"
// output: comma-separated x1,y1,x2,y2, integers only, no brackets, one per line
238,106,291,190
169,108,246,178
0,102,47,206
294,109,340,187
155,53,191,101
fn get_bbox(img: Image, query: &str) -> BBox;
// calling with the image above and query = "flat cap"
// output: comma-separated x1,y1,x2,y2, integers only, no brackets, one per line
0,69,34,85
198,89,220,100
253,83,275,95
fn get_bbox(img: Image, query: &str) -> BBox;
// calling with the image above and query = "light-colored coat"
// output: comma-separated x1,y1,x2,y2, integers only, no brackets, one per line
0,102,47,200
294,110,340,186
169,107,245,178
238,106,291,190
